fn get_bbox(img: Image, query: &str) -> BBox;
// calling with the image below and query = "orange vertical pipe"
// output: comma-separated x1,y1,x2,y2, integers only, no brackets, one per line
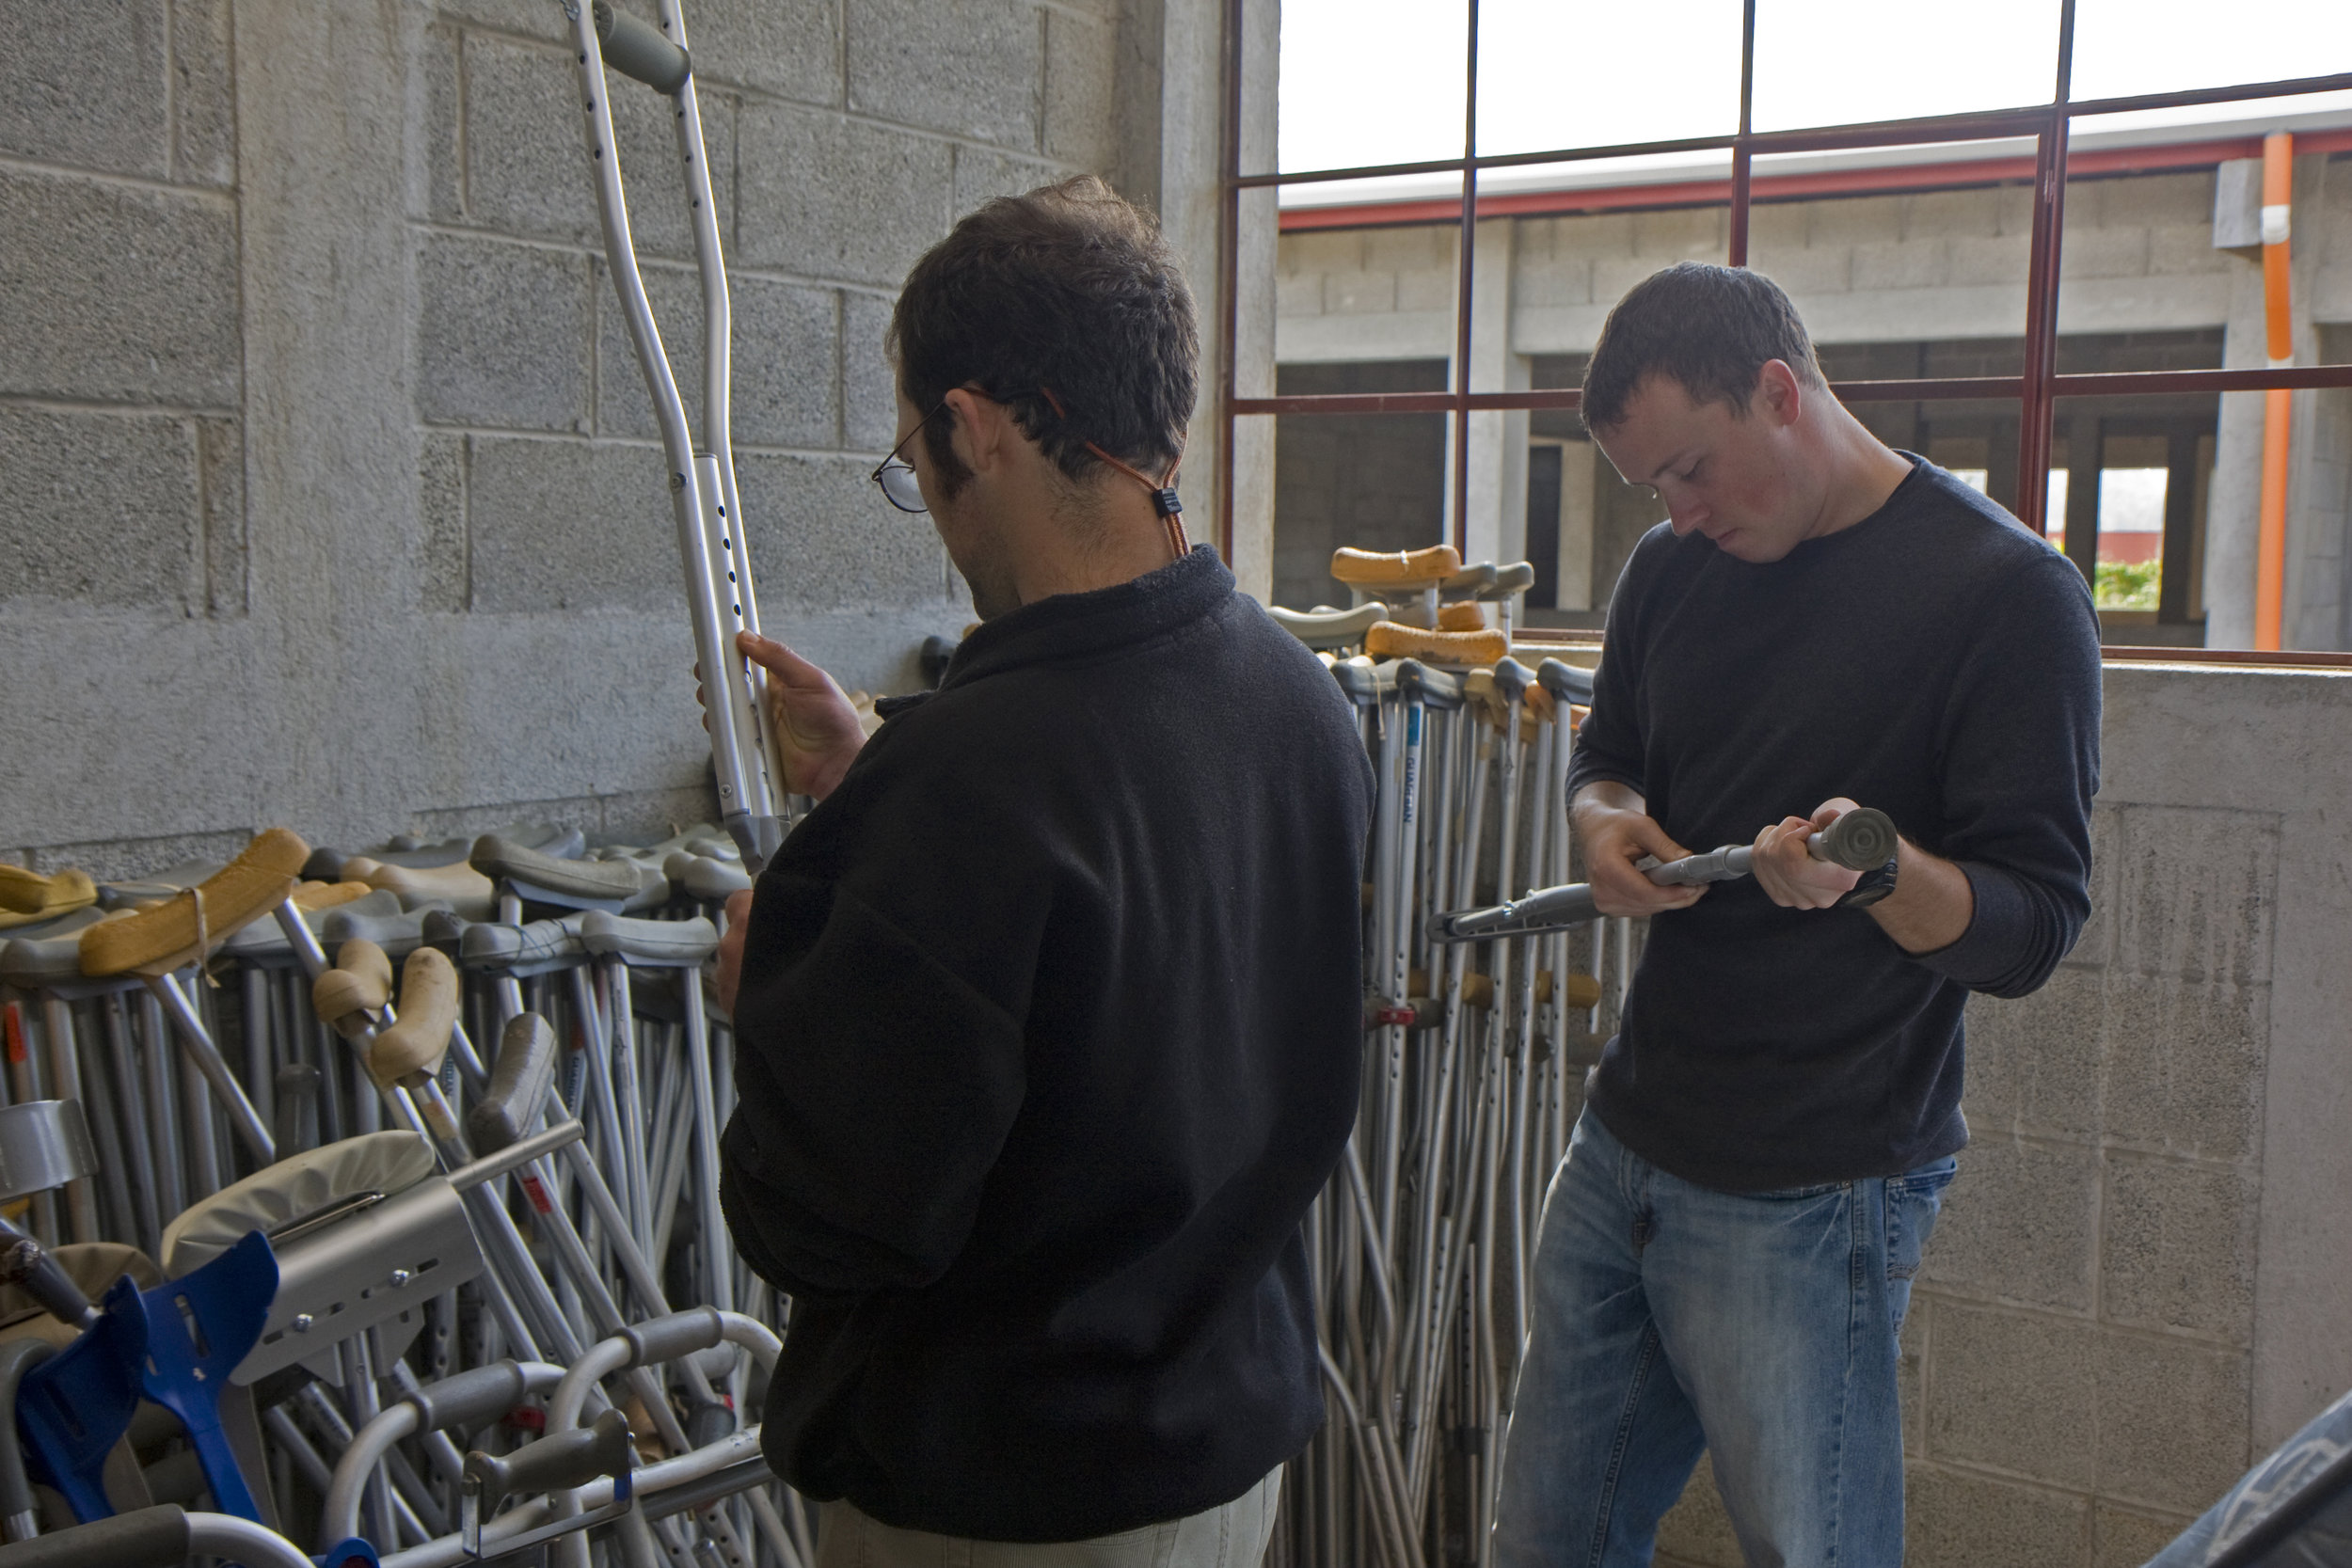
2254,132,2293,650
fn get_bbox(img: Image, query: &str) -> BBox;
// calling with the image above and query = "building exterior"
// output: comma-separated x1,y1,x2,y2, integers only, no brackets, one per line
1269,118,2352,652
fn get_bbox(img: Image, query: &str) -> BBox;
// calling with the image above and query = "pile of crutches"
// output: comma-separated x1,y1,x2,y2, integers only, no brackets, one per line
1268,543,1625,1568
0,821,814,1566
0,1,826,1564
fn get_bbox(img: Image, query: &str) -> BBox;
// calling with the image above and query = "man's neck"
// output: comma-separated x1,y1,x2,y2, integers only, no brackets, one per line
1804,406,1916,543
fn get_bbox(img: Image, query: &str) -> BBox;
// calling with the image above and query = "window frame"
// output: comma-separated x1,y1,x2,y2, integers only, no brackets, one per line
1215,0,2352,657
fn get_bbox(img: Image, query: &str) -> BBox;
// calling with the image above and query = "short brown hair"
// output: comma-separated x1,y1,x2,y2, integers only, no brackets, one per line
890,176,1197,487
1580,262,1823,433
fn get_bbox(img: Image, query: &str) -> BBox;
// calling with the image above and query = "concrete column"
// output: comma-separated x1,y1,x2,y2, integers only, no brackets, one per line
1150,0,1277,602
2206,153,2322,650
2284,156,2347,651
1455,217,1529,568
1557,439,1596,611
238,0,424,849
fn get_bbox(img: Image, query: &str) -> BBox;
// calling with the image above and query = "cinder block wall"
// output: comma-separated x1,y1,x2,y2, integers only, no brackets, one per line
1657,664,2352,1568
1,0,1198,875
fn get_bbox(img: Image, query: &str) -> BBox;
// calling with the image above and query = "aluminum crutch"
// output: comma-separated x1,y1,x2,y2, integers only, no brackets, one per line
564,0,790,870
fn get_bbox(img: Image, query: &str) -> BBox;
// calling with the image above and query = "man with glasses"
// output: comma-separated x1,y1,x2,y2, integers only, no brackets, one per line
710,176,1373,1568
1492,263,2100,1567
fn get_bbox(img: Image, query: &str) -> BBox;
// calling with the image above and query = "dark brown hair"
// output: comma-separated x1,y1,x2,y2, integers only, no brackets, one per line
889,176,1197,490
1580,262,1823,433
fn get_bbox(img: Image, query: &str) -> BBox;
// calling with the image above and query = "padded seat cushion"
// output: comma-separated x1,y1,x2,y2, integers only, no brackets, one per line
161,1130,437,1276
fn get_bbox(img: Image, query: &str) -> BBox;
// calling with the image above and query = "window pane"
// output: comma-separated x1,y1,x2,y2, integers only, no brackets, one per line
2096,467,2169,608
1751,0,2060,132
1277,217,1460,368
1473,152,1733,392
1279,0,1468,173
1271,384,1450,610
1474,0,1741,157
2072,0,2352,103
1744,162,2034,348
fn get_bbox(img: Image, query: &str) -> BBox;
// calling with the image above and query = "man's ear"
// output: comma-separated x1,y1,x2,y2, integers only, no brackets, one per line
1756,359,1804,428
943,388,997,473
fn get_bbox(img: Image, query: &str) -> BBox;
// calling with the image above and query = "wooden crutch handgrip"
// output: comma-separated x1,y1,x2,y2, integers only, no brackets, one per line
1437,602,1487,632
1331,545,1464,586
77,828,310,977
1524,684,1557,723
368,947,460,1089
292,879,373,912
1362,622,1509,667
0,866,95,918
313,940,394,1038
1528,969,1603,1008
0,868,96,930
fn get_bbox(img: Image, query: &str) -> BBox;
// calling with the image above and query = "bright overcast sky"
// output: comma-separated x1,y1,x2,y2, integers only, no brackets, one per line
1277,0,2352,175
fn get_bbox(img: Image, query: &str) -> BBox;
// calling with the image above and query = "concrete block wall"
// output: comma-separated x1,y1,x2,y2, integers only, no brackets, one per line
1656,662,2352,1568
1,0,1221,875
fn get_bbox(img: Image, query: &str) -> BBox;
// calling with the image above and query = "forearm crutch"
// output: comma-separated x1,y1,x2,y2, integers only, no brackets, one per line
562,0,790,870
1433,807,1901,942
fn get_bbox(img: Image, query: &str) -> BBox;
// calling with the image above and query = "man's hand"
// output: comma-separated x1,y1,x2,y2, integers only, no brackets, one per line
1572,782,1708,917
1751,797,1867,910
693,632,867,803
715,888,754,1014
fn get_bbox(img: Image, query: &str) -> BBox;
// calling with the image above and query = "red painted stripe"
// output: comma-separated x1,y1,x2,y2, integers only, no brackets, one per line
1278,127,2352,231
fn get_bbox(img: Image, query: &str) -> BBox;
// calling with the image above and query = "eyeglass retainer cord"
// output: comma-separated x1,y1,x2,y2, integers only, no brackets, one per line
1036,386,1190,562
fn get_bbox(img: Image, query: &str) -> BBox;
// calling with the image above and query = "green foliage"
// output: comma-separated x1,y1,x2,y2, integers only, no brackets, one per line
2096,557,2160,610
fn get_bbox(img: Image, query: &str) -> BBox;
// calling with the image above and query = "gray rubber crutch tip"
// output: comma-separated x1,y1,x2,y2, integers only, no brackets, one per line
1821,807,1899,871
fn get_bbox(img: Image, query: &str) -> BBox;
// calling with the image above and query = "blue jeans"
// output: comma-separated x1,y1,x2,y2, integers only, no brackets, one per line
1493,1109,1955,1568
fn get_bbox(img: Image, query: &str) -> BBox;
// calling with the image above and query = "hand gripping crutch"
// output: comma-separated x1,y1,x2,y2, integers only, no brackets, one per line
1432,807,1902,942
562,0,791,870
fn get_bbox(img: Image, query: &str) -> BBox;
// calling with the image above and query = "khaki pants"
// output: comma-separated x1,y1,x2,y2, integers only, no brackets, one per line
815,1469,1281,1568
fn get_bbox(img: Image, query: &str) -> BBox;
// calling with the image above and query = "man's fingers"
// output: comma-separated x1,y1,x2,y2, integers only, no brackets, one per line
737,630,832,689
1810,796,1859,832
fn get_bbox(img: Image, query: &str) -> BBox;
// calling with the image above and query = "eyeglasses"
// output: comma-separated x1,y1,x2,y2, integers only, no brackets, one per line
869,400,947,515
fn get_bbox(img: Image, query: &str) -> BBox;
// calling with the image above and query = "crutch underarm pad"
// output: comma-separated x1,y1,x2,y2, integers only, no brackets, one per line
663,851,751,902
160,1131,436,1276
76,828,310,977
367,947,459,1087
459,912,590,974
0,1503,191,1567
312,940,393,1037
1483,562,1537,597
344,857,495,920
1267,602,1387,648
0,868,96,927
1331,545,1462,586
1363,621,1508,667
471,834,644,905
580,911,717,967
593,0,690,92
0,925,103,990
468,1013,559,1154
1536,657,1597,706
320,900,447,959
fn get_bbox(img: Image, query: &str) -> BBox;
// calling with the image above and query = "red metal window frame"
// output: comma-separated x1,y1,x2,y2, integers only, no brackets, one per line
1213,0,2352,644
